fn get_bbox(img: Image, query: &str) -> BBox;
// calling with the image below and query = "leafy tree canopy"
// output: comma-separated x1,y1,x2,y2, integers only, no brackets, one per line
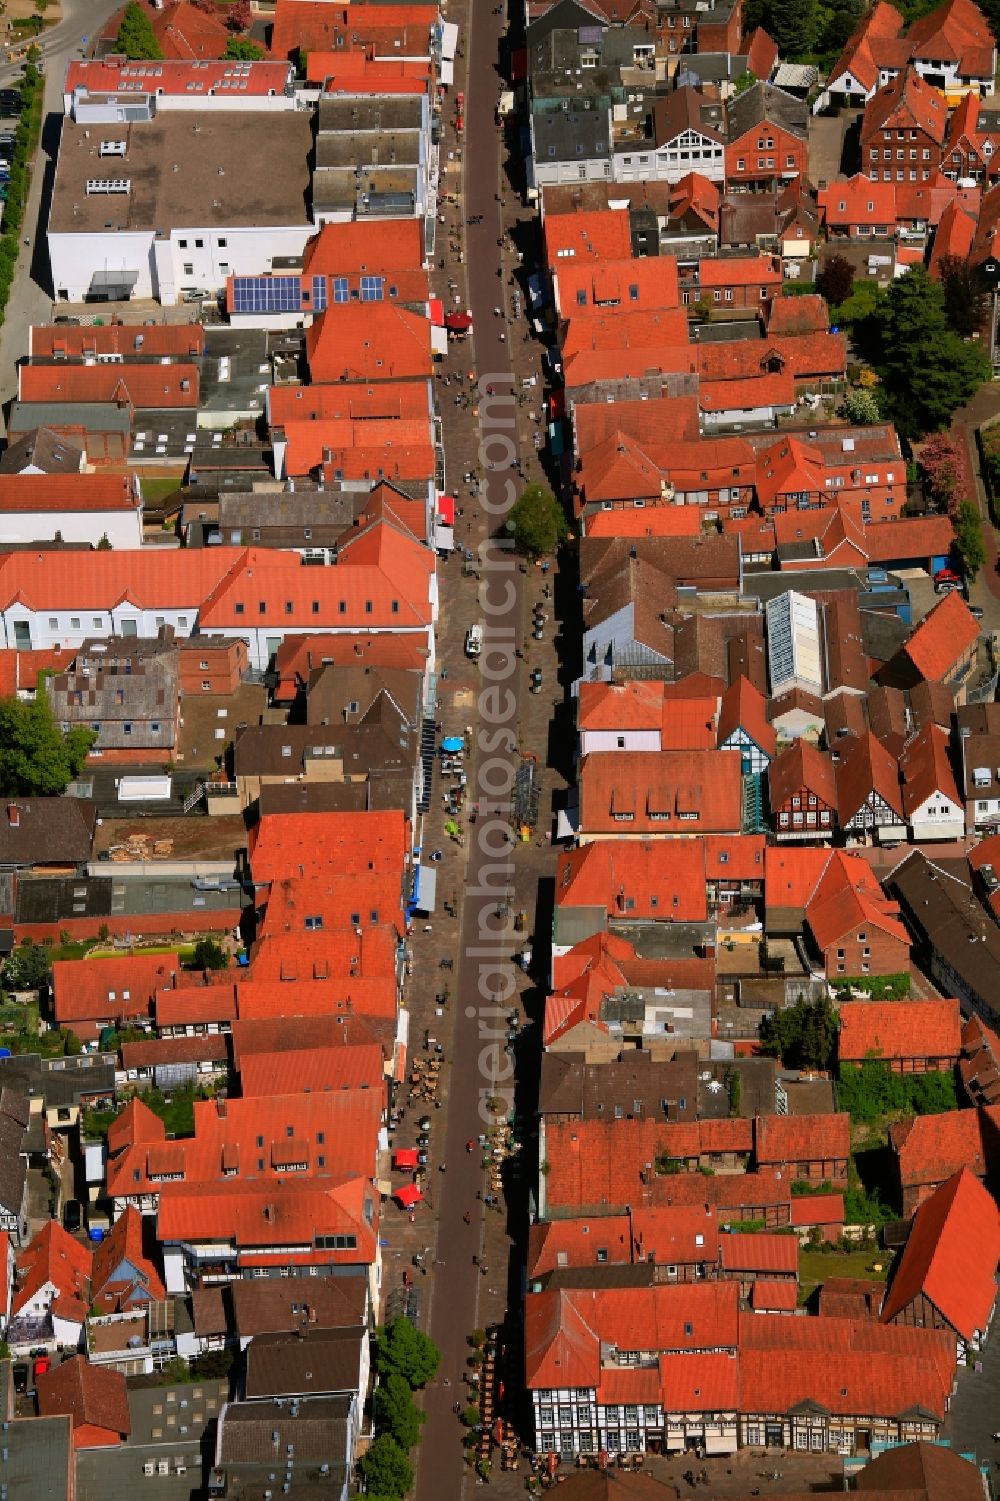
817,253,854,307
875,267,991,439
759,993,839,1072
837,1059,957,1123
4,937,52,991
374,1371,425,1450
376,1317,441,1389
954,497,987,580
359,1435,414,1499
191,936,228,971
939,254,988,340
506,482,567,557
222,37,264,59
0,694,94,797
114,1,164,59
840,387,880,425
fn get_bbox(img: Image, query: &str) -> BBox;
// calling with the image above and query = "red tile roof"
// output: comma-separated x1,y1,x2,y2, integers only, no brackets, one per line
304,304,432,384
658,1352,740,1410
862,66,950,146
0,474,138,514
301,219,426,277
154,982,237,1029
717,675,776,758
18,363,199,408
249,806,406,886
718,1232,798,1275
829,0,904,93
544,209,634,268
764,845,833,909
578,749,744,836
767,740,838,812
37,1356,131,1447
555,838,709,923
754,1112,850,1166
13,1221,91,1318
891,1105,1000,1189
52,953,182,1028
0,546,247,613
528,1215,633,1277
698,256,782,289
269,0,438,61
91,1204,166,1310
904,589,981,681
900,722,962,815
805,851,909,952
103,0,230,61
818,174,896,230
699,371,795,414
268,379,430,428
157,1176,380,1263
30,323,205,359
555,257,680,316
767,295,830,336
881,1167,1000,1338
279,417,434,482
836,731,904,824
749,1279,799,1310
230,1013,386,1065
239,1044,386,1097
839,998,961,1065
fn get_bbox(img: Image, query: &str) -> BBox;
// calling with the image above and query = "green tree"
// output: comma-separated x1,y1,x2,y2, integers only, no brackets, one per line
840,387,881,425
114,1,164,59
191,936,228,971
759,993,839,1072
0,694,95,796
374,1371,425,1450
734,70,758,95
939,254,988,340
817,253,855,307
359,1435,414,1499
4,938,51,991
506,482,567,557
376,1317,441,1389
876,266,991,438
953,498,987,579
222,37,264,60
96,533,112,551
761,0,818,57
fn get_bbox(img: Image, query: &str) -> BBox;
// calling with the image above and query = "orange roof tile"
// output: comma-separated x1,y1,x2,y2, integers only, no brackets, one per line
862,66,949,146
839,998,961,1064
829,0,904,94
749,1280,799,1310
0,546,247,613
280,418,434,481
268,379,430,427
555,257,680,316
157,1175,380,1262
90,1205,165,1310
904,589,981,681
239,1044,386,1097
0,474,138,514
13,1221,91,1317
30,322,206,359
52,952,182,1027
37,1356,130,1448
767,741,839,812
305,304,432,384
249,808,407,885
699,371,795,413
579,749,743,836
543,209,634,267
891,1105,1000,1189
269,0,437,61
755,1112,850,1166
836,730,904,823
805,850,909,952
698,256,782,288
717,676,776,758
718,1232,798,1275
880,1167,1000,1338
900,722,962,815
818,174,897,229
18,363,199,408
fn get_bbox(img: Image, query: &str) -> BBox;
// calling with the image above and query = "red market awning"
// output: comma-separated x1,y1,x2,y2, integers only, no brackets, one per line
429,298,445,327
444,311,473,331
437,495,455,525
395,1184,424,1208
393,1149,419,1171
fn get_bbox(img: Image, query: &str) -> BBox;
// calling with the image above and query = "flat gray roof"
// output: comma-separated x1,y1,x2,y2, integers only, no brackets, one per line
50,113,314,235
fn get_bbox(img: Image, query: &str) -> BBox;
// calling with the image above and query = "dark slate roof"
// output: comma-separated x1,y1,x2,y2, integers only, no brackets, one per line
0,798,96,870
727,81,808,141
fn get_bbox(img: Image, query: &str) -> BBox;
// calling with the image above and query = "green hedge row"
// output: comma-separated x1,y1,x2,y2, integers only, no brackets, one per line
0,60,43,321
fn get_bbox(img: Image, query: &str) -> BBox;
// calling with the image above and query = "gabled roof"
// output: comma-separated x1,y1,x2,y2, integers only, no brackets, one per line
835,730,904,823
544,208,634,268
37,1356,130,1446
828,0,904,93
805,849,909,951
755,1111,850,1165
91,1205,166,1311
52,953,182,1028
900,722,961,814
904,589,980,682
66,56,292,98
304,304,432,384
881,1168,1000,1337
717,675,776,757
301,218,425,277
817,174,896,228
578,749,744,836
767,740,838,811
18,363,199,409
746,26,780,80
13,1221,91,1318
157,1176,380,1262
906,0,995,75
669,172,720,230
861,67,949,146
839,998,961,1064
766,294,830,337
726,81,808,143
890,1104,1000,1189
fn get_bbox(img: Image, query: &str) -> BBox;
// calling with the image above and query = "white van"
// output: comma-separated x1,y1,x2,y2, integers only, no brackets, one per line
464,623,483,658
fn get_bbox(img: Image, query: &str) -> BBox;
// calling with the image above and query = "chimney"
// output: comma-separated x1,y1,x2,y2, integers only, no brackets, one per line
216,1097,227,1119
6,806,18,828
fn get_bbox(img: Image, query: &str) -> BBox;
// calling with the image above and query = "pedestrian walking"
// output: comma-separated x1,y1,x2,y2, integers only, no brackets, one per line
439,1162,447,1172
463,1211,471,1225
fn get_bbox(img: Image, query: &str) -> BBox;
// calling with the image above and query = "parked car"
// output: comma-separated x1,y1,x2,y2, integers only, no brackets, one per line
969,604,985,620
33,1356,50,1380
529,669,543,694
934,566,962,594
62,1198,83,1233
11,1364,27,1394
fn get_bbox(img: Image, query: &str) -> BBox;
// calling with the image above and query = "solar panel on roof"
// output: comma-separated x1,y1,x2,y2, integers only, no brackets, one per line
231,277,304,314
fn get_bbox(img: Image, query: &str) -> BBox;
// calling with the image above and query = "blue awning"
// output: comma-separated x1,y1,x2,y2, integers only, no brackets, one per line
410,864,438,914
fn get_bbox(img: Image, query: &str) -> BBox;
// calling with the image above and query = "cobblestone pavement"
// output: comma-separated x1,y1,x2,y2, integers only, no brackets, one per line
475,1446,846,1497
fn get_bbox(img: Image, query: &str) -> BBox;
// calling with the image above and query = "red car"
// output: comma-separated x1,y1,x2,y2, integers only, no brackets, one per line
33,1356,50,1379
